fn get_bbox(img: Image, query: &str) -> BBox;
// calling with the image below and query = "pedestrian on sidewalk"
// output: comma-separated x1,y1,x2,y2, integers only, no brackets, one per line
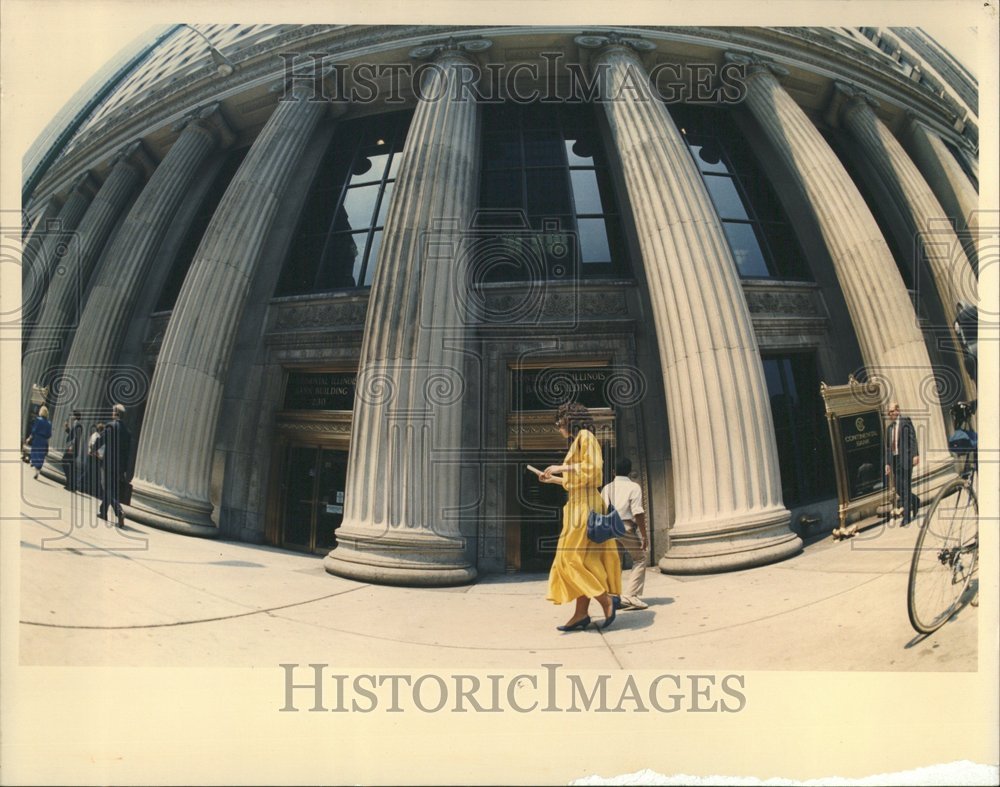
26,406,52,480
601,457,649,611
884,401,920,527
86,423,105,497
62,410,84,491
96,404,131,528
541,402,622,632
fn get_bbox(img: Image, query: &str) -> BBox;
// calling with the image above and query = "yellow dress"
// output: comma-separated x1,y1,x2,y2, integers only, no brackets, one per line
546,429,623,604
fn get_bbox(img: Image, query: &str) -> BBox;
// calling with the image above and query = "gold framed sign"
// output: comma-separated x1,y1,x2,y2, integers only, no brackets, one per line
820,377,887,528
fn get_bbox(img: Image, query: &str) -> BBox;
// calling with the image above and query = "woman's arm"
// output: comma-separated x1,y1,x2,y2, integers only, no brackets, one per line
540,463,572,479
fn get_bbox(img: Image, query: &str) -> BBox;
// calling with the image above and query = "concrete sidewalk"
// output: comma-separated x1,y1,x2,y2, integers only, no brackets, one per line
16,464,978,670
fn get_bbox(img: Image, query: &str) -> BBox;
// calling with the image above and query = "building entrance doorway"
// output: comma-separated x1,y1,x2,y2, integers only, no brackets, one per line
281,445,348,553
506,454,566,572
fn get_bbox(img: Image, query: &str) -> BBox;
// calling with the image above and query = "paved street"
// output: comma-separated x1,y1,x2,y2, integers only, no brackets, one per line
17,464,978,671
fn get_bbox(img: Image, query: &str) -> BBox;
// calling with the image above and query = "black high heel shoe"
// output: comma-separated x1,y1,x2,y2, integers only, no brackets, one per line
601,596,620,630
557,616,591,632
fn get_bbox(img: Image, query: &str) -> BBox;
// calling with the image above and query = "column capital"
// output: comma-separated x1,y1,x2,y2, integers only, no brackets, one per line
68,170,100,200
724,51,789,81
170,102,236,149
268,62,341,101
408,36,492,63
824,81,880,128
900,109,934,146
575,31,657,58
110,140,156,180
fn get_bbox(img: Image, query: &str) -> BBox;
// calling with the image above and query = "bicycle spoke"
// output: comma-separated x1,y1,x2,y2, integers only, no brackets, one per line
908,480,978,634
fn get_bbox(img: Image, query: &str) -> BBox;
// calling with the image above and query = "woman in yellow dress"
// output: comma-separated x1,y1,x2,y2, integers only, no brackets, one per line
540,402,622,631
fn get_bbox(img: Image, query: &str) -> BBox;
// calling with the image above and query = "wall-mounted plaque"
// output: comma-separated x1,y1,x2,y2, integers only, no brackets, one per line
511,366,612,411
283,371,357,411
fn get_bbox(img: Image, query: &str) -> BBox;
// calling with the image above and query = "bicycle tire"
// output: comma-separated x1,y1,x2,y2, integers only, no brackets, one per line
907,477,978,634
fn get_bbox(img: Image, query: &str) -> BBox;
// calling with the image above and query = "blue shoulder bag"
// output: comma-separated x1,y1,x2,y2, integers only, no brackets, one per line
587,504,627,543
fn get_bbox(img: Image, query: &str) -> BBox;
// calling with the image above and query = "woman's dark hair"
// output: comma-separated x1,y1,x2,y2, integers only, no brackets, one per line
555,402,595,437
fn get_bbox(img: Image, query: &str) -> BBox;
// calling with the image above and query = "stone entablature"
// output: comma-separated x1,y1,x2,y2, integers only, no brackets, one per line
742,279,825,318
268,293,369,334
33,26,972,209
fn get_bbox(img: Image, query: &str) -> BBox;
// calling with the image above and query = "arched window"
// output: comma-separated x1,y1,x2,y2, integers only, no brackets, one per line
476,102,628,281
671,104,811,281
276,110,412,295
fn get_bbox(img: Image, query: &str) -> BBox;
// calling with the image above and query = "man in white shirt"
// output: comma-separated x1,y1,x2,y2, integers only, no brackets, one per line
600,457,649,611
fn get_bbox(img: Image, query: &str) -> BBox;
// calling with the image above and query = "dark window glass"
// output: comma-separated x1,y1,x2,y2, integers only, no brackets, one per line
276,110,412,295
477,103,627,280
703,175,750,221
762,352,835,505
722,223,770,278
671,104,811,281
942,138,978,191
156,148,248,312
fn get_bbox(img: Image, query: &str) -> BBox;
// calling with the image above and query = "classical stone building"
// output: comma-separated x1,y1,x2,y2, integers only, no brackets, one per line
21,25,979,585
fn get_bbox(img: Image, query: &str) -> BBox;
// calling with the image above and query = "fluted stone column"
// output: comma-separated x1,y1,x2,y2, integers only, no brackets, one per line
128,84,328,537
577,35,800,574
732,56,951,480
22,146,149,418
904,117,982,273
47,106,232,476
21,195,62,287
324,42,488,586
836,85,977,396
21,174,97,346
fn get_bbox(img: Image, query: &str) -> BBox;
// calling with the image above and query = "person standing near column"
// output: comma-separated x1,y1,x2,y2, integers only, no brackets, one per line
87,422,105,498
61,410,84,491
97,404,131,528
601,457,649,611
884,402,920,527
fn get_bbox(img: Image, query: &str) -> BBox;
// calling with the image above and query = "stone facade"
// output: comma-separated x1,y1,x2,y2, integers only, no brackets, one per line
23,25,980,583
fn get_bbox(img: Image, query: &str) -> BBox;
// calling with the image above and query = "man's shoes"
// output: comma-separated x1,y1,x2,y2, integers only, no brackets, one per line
96,512,108,521
626,598,648,610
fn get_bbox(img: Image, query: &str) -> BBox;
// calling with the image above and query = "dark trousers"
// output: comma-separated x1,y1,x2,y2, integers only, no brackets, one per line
98,467,123,520
62,453,77,491
892,455,918,524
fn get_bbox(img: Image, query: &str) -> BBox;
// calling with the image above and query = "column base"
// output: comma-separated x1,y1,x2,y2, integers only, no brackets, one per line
40,460,66,485
659,508,802,575
325,523,477,587
126,480,218,538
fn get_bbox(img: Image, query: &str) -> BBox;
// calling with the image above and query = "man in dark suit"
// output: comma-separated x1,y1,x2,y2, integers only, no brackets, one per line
62,409,84,491
884,401,920,527
97,403,132,528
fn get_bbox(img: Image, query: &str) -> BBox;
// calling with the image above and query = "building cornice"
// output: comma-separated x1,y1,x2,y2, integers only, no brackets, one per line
34,24,976,204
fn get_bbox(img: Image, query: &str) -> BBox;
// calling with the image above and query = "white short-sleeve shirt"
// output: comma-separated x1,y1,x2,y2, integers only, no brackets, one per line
600,475,644,522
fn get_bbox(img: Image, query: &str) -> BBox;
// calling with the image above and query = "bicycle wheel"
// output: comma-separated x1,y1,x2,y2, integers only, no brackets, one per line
907,478,978,634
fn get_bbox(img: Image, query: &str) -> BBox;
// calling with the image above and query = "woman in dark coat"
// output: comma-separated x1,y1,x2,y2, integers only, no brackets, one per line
28,406,53,480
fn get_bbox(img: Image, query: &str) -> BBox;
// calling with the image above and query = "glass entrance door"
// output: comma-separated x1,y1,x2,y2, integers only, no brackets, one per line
505,456,567,572
281,445,349,553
